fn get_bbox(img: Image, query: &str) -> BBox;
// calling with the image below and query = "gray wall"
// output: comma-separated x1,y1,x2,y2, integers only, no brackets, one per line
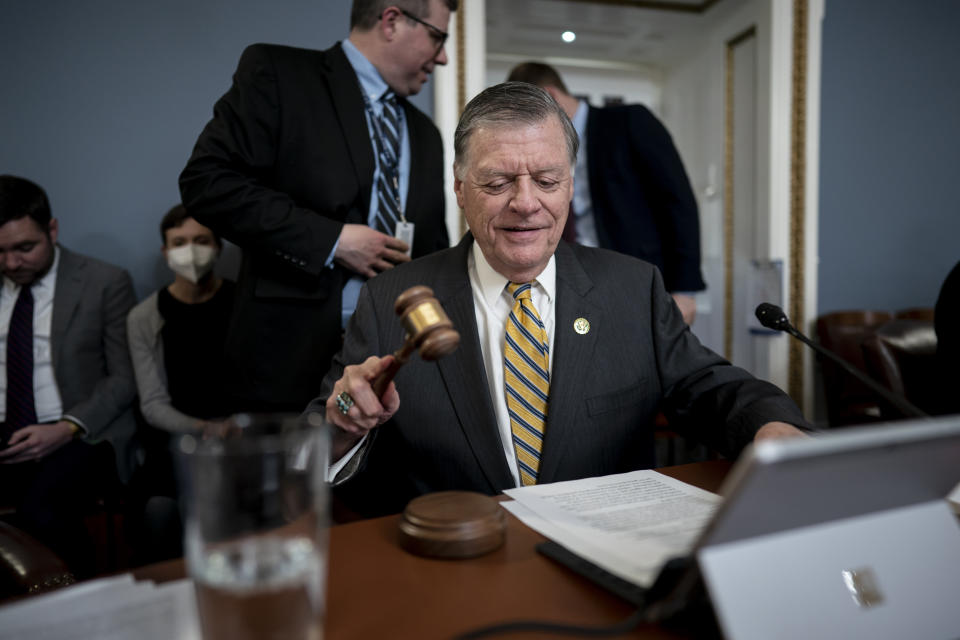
818,0,960,314
9,1,955,311
1,1,434,299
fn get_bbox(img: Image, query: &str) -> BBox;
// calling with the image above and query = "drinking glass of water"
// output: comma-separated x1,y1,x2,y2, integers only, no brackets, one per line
178,413,330,640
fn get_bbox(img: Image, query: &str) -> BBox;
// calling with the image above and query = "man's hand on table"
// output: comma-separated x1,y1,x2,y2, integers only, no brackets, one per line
754,421,808,442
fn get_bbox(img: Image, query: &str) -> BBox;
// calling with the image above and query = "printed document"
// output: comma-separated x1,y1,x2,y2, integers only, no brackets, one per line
503,470,720,587
0,575,200,640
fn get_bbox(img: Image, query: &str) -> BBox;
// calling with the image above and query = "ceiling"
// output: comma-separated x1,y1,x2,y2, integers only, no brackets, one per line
485,0,730,70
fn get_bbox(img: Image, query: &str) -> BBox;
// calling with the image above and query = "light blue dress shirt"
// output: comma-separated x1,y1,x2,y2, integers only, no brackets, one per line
338,39,412,327
570,100,599,248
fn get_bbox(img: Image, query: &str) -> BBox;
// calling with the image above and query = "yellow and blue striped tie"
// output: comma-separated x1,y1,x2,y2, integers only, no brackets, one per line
504,282,550,486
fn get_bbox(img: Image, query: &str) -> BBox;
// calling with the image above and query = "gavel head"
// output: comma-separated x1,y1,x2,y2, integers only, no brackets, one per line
394,286,460,360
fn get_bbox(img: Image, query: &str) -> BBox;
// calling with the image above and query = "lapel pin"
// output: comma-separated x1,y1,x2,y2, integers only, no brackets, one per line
573,317,590,335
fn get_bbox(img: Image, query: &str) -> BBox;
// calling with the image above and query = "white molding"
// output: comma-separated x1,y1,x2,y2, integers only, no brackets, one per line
802,0,824,417
764,0,793,393
433,1,487,245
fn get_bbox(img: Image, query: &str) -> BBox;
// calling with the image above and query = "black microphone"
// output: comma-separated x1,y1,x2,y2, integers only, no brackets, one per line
755,302,792,333
754,303,928,419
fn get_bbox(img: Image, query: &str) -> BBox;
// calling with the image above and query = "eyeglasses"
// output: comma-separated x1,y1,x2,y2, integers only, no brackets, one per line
398,8,449,55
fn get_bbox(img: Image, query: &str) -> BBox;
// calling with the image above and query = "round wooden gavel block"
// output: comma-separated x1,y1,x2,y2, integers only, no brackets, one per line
398,491,506,559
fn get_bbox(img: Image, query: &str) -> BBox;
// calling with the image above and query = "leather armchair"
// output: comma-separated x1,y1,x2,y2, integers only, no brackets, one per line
861,318,939,418
816,310,892,426
0,520,75,601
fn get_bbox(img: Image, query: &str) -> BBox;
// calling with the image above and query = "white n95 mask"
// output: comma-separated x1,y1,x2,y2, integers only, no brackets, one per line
166,244,217,283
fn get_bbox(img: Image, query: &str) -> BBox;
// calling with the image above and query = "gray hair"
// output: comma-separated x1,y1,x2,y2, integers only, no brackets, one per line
453,82,579,179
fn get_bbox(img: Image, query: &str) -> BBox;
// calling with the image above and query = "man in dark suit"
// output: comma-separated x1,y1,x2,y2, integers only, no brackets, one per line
180,0,457,411
935,260,960,414
308,83,808,518
507,62,705,325
0,175,137,576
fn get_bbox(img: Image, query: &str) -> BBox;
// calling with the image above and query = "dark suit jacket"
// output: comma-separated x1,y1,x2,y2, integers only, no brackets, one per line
53,247,138,481
585,104,706,293
180,42,448,410
310,236,807,517
935,260,960,414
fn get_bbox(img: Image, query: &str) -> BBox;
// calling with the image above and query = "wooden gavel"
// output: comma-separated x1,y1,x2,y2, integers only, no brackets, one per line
371,286,460,396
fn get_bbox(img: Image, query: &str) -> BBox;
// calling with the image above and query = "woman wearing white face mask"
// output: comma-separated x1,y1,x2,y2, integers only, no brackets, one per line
126,205,238,562
127,205,237,437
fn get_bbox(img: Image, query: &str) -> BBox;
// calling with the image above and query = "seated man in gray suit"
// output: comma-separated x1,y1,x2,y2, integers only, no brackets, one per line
309,83,809,518
0,175,137,577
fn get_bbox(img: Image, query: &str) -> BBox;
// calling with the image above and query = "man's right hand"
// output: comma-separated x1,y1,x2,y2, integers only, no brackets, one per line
326,355,401,459
335,224,410,278
0,422,75,463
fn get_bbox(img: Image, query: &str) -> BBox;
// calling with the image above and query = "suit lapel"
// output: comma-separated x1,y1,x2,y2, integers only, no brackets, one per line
433,237,515,492
50,247,85,371
538,242,600,483
323,43,375,218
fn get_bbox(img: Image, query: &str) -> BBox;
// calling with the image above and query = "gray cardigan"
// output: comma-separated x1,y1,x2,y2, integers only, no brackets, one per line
126,291,203,433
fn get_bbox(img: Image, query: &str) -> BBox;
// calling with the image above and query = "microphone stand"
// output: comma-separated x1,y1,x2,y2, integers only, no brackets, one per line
755,304,928,419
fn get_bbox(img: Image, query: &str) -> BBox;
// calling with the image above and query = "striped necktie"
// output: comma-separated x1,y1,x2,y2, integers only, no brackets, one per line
373,92,401,235
504,282,550,486
5,285,37,434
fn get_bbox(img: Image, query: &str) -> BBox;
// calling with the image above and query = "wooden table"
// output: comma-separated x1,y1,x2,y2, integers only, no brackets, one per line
136,460,732,639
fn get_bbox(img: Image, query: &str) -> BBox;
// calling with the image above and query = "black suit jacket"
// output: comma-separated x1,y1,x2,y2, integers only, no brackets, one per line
311,237,807,517
935,260,960,414
585,104,706,293
180,43,448,410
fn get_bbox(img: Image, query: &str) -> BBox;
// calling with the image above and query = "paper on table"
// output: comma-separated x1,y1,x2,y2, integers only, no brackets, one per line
0,574,137,626
503,470,720,587
0,576,201,640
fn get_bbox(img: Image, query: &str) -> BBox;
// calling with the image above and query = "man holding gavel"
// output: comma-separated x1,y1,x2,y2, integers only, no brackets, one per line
310,82,809,518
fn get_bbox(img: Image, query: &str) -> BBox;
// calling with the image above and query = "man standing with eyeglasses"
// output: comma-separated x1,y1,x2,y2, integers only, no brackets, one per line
180,1,457,412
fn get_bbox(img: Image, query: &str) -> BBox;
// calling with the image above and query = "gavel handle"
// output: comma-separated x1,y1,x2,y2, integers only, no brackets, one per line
371,340,416,397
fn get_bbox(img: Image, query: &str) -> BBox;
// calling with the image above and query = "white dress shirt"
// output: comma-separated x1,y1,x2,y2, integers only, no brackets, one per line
468,242,557,486
0,247,64,424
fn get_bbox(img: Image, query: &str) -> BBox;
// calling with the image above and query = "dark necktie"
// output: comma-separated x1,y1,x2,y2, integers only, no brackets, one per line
373,93,401,235
5,285,37,434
